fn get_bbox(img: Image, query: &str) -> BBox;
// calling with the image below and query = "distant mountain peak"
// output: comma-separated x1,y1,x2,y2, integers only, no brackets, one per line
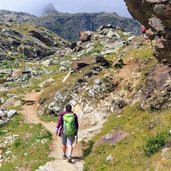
42,3,58,15
0,10,36,22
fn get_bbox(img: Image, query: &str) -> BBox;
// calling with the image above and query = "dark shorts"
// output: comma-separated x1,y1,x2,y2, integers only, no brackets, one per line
61,133,75,146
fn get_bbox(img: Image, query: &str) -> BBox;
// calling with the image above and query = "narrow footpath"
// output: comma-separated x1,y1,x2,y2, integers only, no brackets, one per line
21,92,83,171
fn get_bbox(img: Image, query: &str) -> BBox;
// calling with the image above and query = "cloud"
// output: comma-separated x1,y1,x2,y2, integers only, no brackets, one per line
0,0,131,17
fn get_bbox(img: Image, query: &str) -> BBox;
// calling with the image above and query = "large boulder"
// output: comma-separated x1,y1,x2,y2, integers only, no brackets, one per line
29,30,56,46
124,0,171,64
80,31,93,43
95,54,110,67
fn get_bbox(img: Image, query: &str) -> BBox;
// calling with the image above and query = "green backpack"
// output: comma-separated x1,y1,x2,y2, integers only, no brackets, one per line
63,113,76,136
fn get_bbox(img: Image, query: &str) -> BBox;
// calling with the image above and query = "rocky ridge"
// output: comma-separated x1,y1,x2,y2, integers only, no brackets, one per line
0,9,140,42
124,0,171,64
34,11,140,42
0,21,69,62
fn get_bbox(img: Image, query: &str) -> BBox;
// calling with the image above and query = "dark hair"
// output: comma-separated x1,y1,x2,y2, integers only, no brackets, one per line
65,103,72,112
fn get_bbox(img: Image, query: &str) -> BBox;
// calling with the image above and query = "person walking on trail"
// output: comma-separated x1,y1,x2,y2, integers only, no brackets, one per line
56,103,79,162
140,25,147,38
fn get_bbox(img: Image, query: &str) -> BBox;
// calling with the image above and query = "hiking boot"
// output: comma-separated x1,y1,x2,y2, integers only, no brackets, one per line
67,156,72,162
62,154,67,159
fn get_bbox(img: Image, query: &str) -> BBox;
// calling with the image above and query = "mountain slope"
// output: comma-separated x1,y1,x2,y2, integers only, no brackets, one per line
0,21,69,61
0,21,171,170
0,10,37,22
33,11,140,42
0,10,140,42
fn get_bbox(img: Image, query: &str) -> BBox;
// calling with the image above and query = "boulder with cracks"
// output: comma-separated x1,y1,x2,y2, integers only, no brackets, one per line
124,0,171,64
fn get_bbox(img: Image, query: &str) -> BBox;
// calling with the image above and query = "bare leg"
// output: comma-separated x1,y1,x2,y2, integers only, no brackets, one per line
67,144,73,156
62,144,67,155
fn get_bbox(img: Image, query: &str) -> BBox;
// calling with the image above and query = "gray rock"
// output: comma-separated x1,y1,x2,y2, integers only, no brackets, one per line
54,92,64,101
0,98,5,105
59,61,71,71
39,78,54,88
69,100,77,106
0,119,9,127
106,155,113,162
80,31,93,42
0,110,6,118
41,59,54,67
48,102,61,115
60,61,71,67
161,148,171,159
169,130,171,135
59,65,69,71
97,24,116,31
7,110,17,118
113,58,125,68
95,54,110,67
6,94,16,98
110,97,127,112
101,49,117,55
94,79,101,85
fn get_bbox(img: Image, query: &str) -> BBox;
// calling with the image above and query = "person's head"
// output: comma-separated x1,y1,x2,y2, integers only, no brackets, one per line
65,103,72,112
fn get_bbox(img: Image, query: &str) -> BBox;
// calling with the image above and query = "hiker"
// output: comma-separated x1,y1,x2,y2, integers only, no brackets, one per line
55,103,78,162
140,25,147,38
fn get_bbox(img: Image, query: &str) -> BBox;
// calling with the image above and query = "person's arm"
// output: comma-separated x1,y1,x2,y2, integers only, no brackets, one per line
55,113,63,135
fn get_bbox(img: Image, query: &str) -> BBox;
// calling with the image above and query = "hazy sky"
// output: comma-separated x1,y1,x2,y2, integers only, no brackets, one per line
0,0,131,17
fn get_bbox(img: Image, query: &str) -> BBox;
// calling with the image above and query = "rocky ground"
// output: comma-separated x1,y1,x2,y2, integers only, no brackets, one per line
0,21,171,170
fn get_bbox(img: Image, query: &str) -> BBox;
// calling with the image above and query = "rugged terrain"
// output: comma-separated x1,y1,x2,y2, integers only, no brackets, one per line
0,9,140,42
124,0,171,64
33,11,140,42
0,16,171,171
0,21,69,62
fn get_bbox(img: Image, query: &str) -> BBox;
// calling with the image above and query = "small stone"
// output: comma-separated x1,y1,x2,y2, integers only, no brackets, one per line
106,155,113,162
88,129,94,133
0,98,5,105
0,155,3,159
5,150,11,154
169,130,171,135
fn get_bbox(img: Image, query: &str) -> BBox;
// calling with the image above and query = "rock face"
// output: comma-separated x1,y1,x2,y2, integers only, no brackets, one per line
124,0,171,63
0,22,69,61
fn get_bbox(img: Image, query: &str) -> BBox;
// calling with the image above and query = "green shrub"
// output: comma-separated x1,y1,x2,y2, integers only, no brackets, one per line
142,132,170,157
14,138,23,147
83,140,94,158
93,41,104,53
40,114,57,122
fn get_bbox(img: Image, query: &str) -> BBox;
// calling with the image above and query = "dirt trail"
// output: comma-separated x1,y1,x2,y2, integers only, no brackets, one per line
21,92,83,171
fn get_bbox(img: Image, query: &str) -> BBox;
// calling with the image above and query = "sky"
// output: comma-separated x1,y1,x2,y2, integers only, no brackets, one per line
0,0,131,18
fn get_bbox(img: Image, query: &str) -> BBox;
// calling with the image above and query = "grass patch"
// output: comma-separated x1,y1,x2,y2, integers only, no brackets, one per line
105,53,117,61
40,114,57,122
82,140,94,158
84,105,171,171
93,41,104,53
143,132,170,157
124,44,153,62
0,114,53,171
